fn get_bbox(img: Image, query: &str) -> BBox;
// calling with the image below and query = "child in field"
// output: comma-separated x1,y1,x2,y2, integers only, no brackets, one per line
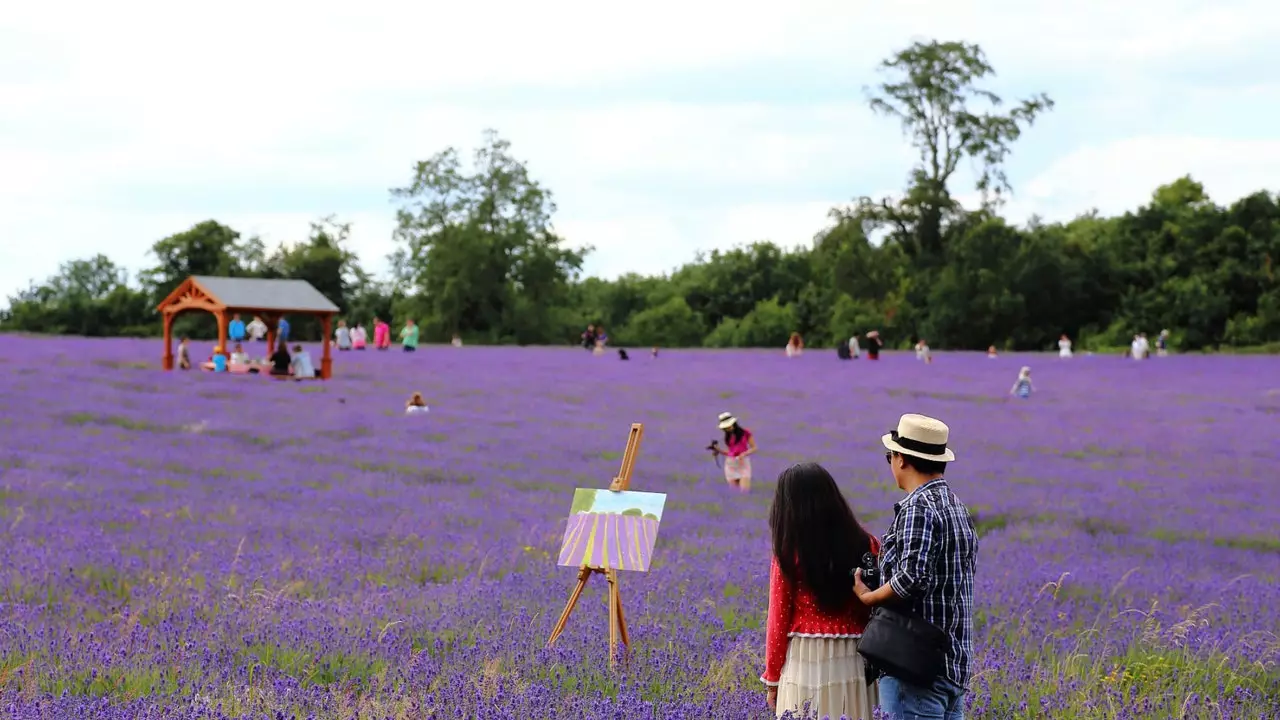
230,343,250,365
1011,366,1033,398
713,412,756,492
762,462,879,719
177,337,191,370
405,392,429,414
212,347,228,372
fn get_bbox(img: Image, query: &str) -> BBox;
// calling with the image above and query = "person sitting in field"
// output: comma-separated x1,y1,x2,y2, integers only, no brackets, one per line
351,322,367,350
290,344,316,379
1011,366,1034,398
618,348,629,360
230,343,250,366
211,347,228,372
652,346,659,358
452,334,463,348
269,341,292,376
177,337,192,370
405,392,429,414
335,320,352,351
988,345,998,359
785,332,804,357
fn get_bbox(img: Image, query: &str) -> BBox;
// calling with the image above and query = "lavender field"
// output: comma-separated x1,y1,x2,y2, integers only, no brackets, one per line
0,335,1277,719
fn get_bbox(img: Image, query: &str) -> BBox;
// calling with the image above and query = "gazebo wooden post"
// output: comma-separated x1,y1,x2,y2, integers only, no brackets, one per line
319,314,333,379
162,312,175,370
215,310,229,354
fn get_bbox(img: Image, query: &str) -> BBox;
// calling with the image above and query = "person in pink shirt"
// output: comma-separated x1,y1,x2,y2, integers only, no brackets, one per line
712,411,757,492
373,317,391,350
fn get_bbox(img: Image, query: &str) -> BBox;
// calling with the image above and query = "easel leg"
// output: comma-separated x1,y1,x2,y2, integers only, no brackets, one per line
547,567,592,647
607,570,619,667
616,586,631,650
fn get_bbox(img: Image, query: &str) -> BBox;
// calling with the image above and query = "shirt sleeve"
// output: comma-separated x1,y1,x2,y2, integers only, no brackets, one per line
887,502,938,600
760,557,795,685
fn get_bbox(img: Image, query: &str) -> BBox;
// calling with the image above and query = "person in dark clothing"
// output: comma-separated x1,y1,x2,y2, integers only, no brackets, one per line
866,331,883,360
618,349,629,360
581,324,597,350
269,341,292,376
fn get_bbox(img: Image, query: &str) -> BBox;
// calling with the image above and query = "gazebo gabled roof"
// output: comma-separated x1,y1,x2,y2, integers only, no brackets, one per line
157,276,340,315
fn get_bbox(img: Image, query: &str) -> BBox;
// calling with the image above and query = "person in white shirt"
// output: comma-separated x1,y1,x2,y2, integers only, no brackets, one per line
451,334,463,347
229,343,250,365
335,320,352,350
289,344,316,379
405,392,429,414
916,339,932,363
848,335,860,359
246,316,268,342
351,323,367,350
1139,333,1150,358
1130,335,1144,360
1058,334,1073,358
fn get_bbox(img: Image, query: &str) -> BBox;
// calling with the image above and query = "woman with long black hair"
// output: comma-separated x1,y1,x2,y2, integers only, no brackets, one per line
713,412,757,492
761,462,879,719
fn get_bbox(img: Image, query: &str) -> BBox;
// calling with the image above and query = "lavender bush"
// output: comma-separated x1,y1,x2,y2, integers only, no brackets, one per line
0,336,1277,719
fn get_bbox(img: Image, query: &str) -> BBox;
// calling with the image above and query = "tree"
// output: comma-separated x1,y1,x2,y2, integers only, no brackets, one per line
390,130,589,343
856,40,1054,263
2,255,152,336
142,220,251,303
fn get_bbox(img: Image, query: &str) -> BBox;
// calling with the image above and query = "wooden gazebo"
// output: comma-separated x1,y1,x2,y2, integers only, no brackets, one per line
157,276,340,379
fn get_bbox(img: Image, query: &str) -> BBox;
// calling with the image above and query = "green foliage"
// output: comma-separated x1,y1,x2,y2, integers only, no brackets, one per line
3,43,1278,352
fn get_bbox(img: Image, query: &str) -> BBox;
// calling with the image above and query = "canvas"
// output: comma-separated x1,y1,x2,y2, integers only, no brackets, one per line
558,489,666,572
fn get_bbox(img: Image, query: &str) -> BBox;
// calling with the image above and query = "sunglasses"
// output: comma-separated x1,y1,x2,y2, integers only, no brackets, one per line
885,451,896,464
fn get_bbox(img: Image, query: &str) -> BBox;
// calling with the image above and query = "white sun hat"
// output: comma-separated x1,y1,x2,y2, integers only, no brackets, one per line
881,413,956,461
717,411,737,430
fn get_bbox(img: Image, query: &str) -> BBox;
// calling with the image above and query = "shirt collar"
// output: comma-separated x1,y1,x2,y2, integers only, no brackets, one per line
893,477,948,514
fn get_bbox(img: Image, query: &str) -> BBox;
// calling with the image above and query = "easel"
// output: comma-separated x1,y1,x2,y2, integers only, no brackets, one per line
546,423,644,668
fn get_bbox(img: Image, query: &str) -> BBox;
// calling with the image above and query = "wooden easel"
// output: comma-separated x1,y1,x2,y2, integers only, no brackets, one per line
546,423,644,668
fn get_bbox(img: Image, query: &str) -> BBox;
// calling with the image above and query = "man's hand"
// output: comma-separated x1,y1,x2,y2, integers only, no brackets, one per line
766,687,778,710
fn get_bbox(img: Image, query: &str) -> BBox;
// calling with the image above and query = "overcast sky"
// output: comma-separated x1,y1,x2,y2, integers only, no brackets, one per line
2,0,1278,303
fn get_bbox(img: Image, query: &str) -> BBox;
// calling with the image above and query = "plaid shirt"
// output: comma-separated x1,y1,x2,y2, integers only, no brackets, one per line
879,477,978,687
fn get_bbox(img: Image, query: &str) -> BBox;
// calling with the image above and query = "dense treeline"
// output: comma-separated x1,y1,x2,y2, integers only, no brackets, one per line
3,41,1277,352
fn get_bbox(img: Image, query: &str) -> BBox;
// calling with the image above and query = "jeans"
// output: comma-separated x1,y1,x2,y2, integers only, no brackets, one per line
878,675,965,720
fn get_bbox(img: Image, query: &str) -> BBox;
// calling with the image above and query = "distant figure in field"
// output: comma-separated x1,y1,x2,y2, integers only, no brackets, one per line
762,462,880,719
373,317,391,350
230,343,250,365
405,392,429,414
335,320,351,351
848,334,861,359
865,331,883,360
987,345,998,359
211,346,227,373
592,327,608,356
177,337,192,370
581,324,597,350
712,412,757,493
785,332,804,357
1130,334,1145,360
1011,366,1033,398
915,339,932,364
1156,329,1170,357
451,334,463,348
351,322,367,350
277,317,291,343
1058,334,1073,358
246,316,267,342
399,319,419,352
269,341,291,376
618,348,629,360
290,344,316,379
228,314,246,345
652,346,659,358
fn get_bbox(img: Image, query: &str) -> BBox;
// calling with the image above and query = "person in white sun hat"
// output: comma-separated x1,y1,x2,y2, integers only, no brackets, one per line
853,413,977,720
711,411,757,492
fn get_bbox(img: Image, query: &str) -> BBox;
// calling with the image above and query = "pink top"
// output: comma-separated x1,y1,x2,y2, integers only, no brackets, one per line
725,428,752,457
374,322,390,347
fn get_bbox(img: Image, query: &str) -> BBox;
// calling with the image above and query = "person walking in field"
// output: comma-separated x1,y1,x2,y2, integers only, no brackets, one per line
712,412,756,492
762,462,880,719
1010,366,1034,398
854,414,977,720
1058,334,1073,358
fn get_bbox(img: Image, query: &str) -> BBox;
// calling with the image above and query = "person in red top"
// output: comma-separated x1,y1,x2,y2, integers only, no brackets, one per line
762,462,880,719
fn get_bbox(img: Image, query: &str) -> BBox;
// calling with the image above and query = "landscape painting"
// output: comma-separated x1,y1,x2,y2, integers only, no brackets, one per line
557,489,666,572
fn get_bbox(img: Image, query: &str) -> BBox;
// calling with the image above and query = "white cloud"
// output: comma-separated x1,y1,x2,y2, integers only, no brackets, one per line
2,0,1278,305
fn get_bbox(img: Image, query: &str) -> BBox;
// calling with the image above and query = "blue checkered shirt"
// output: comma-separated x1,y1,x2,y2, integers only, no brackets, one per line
878,478,978,688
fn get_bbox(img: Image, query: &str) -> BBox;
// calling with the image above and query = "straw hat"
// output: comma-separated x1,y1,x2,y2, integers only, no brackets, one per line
882,413,955,461
717,411,737,430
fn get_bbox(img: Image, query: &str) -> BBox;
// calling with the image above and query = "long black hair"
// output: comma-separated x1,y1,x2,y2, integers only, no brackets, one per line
769,462,872,613
723,422,746,445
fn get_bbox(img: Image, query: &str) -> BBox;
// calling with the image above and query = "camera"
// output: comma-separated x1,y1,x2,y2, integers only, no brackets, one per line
705,439,719,453
853,551,879,589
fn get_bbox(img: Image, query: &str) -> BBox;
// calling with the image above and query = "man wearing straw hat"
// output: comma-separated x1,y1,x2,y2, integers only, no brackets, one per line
854,414,977,720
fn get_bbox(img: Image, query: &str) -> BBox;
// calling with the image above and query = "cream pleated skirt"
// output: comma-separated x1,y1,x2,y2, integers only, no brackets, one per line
776,636,878,720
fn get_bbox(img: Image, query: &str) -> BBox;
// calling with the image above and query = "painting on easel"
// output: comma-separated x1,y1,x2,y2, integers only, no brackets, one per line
558,489,666,572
